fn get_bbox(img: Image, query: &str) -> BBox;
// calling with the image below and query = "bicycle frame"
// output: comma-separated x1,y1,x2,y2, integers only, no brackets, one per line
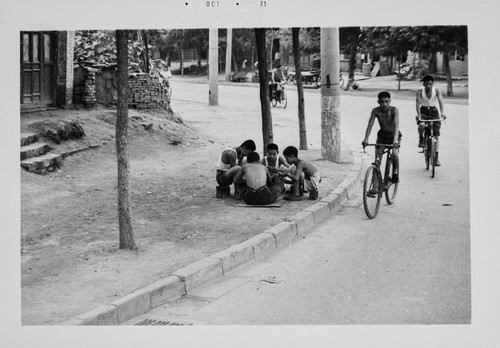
417,117,445,178
362,143,398,219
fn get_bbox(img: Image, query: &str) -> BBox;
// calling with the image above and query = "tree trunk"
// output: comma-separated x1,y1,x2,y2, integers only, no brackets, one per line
115,30,137,251
443,52,453,96
232,51,239,72
142,30,149,73
179,46,184,77
346,46,357,90
320,28,341,163
292,28,307,150
254,28,273,154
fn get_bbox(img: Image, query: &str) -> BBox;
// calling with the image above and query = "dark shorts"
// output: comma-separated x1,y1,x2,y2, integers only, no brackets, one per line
377,130,402,145
419,106,441,136
216,170,232,187
239,181,285,205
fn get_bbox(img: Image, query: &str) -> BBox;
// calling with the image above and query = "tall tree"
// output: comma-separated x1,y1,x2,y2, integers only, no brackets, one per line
115,30,137,250
292,27,307,150
412,26,468,96
254,28,273,154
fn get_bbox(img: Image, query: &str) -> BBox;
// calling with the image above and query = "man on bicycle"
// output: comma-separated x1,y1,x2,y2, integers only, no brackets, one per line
416,75,446,165
362,91,402,184
269,64,285,102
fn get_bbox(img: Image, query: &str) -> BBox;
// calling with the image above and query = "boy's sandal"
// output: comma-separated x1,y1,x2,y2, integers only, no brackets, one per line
284,195,302,201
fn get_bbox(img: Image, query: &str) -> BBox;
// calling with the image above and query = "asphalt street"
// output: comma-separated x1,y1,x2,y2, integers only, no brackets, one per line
123,79,470,325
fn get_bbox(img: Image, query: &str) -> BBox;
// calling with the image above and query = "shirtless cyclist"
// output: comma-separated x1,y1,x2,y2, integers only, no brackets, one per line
362,91,401,184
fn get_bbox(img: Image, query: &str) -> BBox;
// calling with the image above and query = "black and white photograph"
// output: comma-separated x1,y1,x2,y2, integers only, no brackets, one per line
1,0,499,347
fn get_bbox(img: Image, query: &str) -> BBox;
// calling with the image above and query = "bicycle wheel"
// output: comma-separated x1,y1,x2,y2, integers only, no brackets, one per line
271,91,278,107
281,90,287,108
363,165,382,219
340,76,345,87
425,137,431,170
430,139,436,178
384,155,398,204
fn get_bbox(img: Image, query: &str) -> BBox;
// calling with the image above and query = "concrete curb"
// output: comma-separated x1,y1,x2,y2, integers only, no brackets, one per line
62,143,366,325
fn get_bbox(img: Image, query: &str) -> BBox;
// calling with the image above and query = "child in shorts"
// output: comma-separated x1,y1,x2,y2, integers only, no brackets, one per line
282,146,321,201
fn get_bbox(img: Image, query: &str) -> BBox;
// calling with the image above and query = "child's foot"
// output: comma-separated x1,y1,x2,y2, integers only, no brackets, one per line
284,195,302,201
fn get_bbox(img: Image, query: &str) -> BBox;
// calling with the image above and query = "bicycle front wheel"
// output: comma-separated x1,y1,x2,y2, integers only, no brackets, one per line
384,156,398,204
363,165,382,219
430,139,436,178
271,92,277,107
425,137,431,170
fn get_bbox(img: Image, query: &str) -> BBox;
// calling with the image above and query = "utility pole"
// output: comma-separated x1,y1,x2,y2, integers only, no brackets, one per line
320,27,341,162
209,28,219,105
225,28,232,81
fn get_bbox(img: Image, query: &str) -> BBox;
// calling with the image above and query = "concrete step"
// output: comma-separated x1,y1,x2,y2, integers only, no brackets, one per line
21,153,62,173
20,132,39,147
20,142,50,160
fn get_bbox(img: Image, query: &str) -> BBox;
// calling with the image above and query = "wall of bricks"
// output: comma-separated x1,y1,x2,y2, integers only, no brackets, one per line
73,69,170,110
128,73,171,110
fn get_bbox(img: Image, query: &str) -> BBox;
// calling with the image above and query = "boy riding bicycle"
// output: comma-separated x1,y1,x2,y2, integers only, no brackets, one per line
362,91,401,184
416,75,446,166
269,64,285,102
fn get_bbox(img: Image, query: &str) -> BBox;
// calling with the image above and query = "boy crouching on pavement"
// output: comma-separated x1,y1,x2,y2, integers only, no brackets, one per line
216,139,256,199
233,152,285,205
282,146,321,201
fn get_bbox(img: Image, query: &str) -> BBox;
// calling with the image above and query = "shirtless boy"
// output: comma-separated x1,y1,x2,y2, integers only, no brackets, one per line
234,152,285,205
362,91,401,183
282,146,321,201
216,139,256,199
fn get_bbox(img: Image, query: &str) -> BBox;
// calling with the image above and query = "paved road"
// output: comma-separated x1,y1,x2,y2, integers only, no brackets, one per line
125,81,470,325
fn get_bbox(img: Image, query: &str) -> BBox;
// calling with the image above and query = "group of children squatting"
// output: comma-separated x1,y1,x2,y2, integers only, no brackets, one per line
216,140,320,205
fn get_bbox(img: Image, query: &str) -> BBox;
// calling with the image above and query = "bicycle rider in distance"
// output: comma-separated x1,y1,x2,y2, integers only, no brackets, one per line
269,64,285,102
362,91,402,184
416,74,446,166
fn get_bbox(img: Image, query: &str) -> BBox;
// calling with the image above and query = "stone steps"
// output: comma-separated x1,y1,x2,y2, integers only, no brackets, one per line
20,130,97,174
21,132,39,147
20,132,62,174
20,142,50,160
21,153,63,173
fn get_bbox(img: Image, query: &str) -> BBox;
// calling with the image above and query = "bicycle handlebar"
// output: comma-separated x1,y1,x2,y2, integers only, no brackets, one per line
416,117,446,123
363,143,395,148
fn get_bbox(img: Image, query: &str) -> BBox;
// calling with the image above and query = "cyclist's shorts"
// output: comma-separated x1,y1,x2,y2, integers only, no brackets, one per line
377,130,402,146
419,106,441,136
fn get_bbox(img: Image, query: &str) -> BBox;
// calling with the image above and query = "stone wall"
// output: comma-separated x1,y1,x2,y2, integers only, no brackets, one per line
73,68,170,110
128,73,171,110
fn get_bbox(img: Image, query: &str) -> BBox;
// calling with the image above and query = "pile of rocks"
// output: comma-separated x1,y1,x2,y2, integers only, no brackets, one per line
82,70,97,107
128,73,171,110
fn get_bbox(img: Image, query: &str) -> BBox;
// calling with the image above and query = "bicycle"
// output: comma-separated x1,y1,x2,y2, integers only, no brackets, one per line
269,82,287,108
362,144,399,219
417,117,445,178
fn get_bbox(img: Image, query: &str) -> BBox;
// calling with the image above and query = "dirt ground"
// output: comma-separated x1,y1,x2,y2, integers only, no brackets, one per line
20,106,350,325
